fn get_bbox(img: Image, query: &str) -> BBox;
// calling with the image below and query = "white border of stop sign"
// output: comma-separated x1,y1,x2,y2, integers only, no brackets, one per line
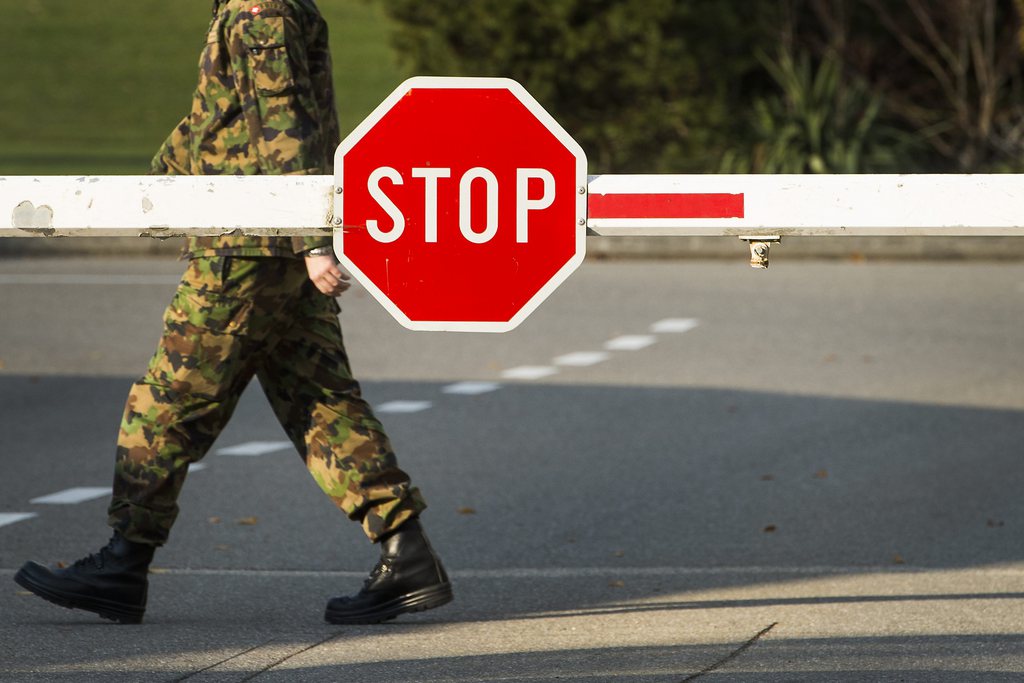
332,76,588,333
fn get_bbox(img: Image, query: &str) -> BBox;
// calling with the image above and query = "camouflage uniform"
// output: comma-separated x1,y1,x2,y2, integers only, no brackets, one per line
107,0,425,546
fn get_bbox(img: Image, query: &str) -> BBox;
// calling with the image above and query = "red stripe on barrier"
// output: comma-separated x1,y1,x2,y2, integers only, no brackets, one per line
589,193,744,219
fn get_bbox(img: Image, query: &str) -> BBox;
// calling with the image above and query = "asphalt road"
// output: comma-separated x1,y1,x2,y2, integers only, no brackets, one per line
1,255,1023,681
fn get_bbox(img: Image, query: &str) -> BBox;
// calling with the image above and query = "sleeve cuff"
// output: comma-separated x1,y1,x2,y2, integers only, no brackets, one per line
293,235,332,254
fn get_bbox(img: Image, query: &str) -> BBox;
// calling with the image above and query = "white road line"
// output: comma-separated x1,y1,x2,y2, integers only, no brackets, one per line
216,441,292,457
553,351,611,367
0,274,180,286
450,566,894,579
501,366,559,381
376,400,433,414
30,487,109,505
0,513,38,529
41,564,1019,579
605,335,657,351
651,318,700,333
442,381,502,395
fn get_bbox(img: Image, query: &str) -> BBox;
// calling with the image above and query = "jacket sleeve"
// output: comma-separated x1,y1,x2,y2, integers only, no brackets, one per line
149,116,192,176
225,3,332,254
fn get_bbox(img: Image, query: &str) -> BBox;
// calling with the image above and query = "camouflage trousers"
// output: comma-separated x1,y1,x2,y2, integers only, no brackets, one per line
107,256,426,546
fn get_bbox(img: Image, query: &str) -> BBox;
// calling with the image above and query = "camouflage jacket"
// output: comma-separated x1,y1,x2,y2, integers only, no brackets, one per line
151,0,338,258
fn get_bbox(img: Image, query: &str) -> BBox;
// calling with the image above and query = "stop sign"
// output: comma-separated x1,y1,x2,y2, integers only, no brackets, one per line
332,77,588,332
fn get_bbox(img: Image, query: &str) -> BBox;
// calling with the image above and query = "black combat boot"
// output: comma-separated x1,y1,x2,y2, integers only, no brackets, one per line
14,533,155,624
325,519,453,624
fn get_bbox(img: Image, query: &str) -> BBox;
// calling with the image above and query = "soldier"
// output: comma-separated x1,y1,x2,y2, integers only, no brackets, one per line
14,0,452,625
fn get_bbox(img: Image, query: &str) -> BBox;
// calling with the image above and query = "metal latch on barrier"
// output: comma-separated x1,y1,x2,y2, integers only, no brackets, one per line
740,236,782,269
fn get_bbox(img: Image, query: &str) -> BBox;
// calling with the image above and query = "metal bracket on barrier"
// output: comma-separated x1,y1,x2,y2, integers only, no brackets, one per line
739,236,782,269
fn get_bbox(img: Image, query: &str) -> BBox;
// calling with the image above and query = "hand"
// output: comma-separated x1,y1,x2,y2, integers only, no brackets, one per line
304,254,351,297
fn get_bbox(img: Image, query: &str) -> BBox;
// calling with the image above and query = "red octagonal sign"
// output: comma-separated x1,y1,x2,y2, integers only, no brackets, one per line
333,77,588,332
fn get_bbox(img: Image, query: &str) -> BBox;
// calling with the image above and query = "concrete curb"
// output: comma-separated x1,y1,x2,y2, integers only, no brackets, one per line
0,237,186,258
2,236,1024,260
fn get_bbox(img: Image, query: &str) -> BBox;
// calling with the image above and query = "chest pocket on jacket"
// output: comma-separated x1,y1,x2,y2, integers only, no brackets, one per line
242,15,295,96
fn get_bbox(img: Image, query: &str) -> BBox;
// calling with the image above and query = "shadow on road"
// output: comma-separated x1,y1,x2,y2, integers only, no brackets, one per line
2,374,1023,680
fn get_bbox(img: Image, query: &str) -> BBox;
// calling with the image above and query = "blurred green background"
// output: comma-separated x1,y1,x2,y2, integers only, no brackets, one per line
0,0,402,175
2,0,1021,178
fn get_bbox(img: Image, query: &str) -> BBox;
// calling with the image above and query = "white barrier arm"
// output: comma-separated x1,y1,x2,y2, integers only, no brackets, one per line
0,175,335,238
586,174,1024,237
3,173,1024,238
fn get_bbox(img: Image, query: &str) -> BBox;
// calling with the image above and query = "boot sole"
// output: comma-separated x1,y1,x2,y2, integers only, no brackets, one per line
14,567,145,625
324,581,453,625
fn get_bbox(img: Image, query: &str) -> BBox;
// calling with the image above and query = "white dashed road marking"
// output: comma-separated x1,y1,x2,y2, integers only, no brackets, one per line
0,513,37,528
496,318,700,383
217,441,292,457
442,381,503,395
553,351,611,367
501,366,559,381
651,318,700,333
376,400,434,414
2,316,702,532
30,487,110,505
604,335,657,351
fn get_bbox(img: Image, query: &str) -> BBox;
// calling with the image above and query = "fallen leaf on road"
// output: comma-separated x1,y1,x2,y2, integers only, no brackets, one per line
814,469,829,479
612,550,625,558
608,580,625,588
208,516,221,524
763,525,777,533
892,554,905,565
236,516,258,526
457,507,476,515
987,518,1005,528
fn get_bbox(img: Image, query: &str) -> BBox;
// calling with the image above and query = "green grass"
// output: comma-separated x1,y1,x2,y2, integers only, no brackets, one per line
0,0,405,175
